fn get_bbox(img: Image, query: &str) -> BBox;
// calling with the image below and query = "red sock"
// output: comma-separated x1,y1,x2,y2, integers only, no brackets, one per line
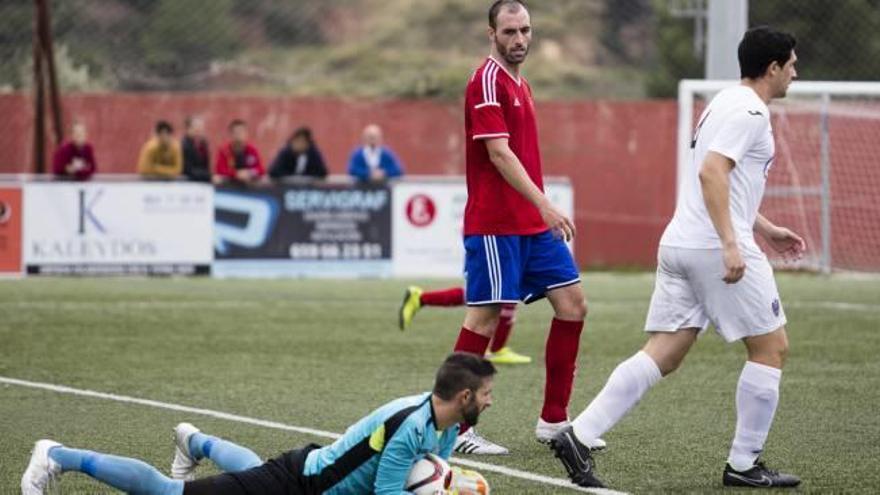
542,318,584,423
454,327,491,435
420,287,465,306
453,327,491,355
489,304,517,352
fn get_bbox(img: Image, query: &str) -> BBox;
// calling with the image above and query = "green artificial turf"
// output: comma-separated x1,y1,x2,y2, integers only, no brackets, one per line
1,273,878,493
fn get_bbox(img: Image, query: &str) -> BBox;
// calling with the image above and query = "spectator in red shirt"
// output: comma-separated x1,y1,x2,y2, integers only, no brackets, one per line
52,122,96,181
214,119,265,185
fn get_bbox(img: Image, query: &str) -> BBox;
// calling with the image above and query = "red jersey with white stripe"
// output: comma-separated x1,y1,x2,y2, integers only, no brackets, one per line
464,57,546,236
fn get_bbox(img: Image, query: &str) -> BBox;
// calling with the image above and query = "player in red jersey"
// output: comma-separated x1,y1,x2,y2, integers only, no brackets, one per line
447,0,604,455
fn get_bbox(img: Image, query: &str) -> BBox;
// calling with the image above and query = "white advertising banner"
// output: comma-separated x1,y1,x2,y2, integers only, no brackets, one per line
392,178,573,277
23,182,213,275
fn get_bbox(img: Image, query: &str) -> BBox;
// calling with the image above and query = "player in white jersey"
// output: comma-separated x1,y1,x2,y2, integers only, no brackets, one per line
549,27,804,489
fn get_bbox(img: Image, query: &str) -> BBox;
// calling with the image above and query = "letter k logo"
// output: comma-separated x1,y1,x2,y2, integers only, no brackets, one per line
78,189,106,235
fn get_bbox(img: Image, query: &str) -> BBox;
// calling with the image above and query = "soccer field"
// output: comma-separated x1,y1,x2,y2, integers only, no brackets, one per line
2,273,879,494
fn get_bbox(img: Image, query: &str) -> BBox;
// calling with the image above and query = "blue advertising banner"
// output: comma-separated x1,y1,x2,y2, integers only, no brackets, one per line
213,183,392,278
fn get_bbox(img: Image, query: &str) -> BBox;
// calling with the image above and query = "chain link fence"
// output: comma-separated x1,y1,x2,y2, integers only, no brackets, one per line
2,0,878,98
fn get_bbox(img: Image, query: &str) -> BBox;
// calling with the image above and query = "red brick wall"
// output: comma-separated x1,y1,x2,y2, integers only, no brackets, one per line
0,93,678,267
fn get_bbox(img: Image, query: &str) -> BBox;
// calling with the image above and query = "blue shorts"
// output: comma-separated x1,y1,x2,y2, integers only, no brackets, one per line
463,230,580,305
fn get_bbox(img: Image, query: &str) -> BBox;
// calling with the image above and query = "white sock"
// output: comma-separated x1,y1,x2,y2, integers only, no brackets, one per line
572,350,661,444
728,361,782,472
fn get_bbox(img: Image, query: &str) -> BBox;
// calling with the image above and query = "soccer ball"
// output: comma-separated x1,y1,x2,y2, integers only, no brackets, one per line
406,453,453,494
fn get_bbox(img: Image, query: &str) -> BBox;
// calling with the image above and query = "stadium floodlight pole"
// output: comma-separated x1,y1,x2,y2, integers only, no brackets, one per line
35,0,64,149
30,0,63,174
31,0,45,174
705,0,747,80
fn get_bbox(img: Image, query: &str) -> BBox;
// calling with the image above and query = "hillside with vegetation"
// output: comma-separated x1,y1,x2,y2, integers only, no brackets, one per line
2,0,878,99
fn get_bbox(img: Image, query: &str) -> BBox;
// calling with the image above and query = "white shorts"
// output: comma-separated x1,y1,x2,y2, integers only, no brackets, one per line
644,245,787,343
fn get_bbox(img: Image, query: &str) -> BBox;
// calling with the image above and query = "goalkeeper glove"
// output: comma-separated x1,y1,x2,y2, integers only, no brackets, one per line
450,467,490,495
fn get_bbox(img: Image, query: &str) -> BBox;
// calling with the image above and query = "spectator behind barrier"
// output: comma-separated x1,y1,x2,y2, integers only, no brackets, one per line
346,124,404,183
214,119,265,185
137,120,182,180
181,115,211,182
269,127,328,181
52,121,96,181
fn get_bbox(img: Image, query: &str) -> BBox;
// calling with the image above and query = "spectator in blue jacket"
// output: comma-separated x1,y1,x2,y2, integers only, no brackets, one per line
347,124,404,183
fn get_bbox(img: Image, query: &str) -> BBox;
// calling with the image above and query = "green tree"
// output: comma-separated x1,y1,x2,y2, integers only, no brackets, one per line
139,0,238,81
244,0,329,46
0,0,81,89
750,0,880,81
645,1,703,98
601,0,652,64
0,2,34,88
647,0,880,97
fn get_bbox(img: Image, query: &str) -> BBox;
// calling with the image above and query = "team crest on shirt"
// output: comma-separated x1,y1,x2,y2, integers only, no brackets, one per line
771,298,780,317
513,97,522,107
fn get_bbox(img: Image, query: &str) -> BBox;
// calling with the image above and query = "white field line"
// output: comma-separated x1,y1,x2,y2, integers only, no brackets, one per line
785,301,880,312
0,376,625,495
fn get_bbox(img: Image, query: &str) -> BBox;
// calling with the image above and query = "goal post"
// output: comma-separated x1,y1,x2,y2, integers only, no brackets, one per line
678,80,880,273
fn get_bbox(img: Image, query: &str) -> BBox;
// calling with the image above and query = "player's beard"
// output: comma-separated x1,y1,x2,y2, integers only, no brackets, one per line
461,396,482,426
496,40,529,66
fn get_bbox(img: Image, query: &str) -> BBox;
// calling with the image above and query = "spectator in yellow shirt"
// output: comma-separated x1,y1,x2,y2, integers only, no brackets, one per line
138,121,182,179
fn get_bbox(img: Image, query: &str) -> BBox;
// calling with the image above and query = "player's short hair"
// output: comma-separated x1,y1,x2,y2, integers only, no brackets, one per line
738,26,797,79
155,120,173,134
228,119,246,132
433,352,496,400
488,0,527,30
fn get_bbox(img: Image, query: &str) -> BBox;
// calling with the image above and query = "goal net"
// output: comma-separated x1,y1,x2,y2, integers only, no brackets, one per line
678,80,880,273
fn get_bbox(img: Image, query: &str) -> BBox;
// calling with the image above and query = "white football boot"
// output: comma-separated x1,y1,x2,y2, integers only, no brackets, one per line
171,422,201,480
535,418,607,452
453,428,509,455
21,439,63,495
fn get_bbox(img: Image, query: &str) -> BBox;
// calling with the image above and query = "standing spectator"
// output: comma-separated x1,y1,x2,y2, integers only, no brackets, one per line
181,115,211,182
137,121,182,179
214,119,265,185
52,122,96,181
269,127,328,181
347,124,404,182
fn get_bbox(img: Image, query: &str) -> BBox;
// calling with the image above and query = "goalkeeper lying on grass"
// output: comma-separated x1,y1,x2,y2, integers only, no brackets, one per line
22,353,493,495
